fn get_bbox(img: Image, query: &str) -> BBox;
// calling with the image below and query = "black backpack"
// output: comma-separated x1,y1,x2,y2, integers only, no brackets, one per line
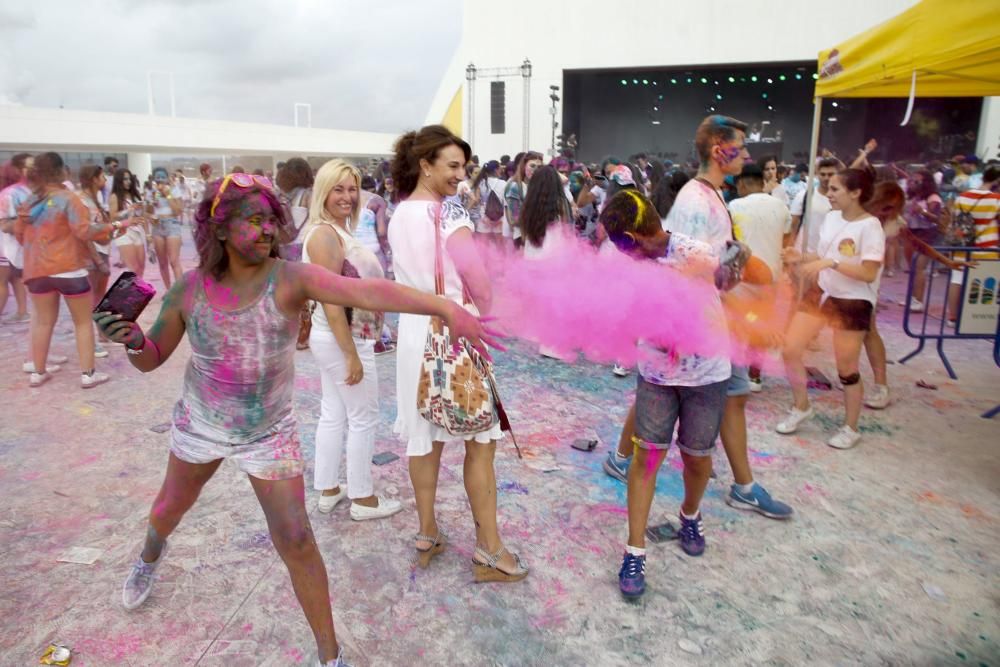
945,193,989,246
484,184,504,221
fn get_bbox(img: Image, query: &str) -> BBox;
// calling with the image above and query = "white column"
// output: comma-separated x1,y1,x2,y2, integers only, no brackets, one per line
127,152,152,183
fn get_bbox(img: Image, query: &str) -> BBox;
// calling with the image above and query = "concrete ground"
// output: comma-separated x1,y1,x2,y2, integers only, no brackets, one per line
1,235,998,667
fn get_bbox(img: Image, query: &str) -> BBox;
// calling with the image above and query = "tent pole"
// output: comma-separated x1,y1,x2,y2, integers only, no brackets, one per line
797,96,824,299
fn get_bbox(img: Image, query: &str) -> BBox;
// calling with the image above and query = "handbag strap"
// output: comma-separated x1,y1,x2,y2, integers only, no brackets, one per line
432,202,445,297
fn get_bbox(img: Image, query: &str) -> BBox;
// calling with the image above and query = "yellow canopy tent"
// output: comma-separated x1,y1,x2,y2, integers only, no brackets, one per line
815,0,1000,99
798,0,1000,265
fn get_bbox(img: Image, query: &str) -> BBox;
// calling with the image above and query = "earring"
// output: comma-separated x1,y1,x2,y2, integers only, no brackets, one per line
424,172,430,177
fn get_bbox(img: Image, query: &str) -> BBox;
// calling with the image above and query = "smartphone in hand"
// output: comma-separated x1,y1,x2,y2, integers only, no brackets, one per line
93,271,156,322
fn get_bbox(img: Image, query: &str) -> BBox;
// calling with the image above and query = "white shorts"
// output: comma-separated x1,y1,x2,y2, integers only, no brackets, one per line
113,226,146,247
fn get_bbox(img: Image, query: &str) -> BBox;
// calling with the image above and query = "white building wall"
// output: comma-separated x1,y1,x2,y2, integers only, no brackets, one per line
427,0,922,160
0,105,397,159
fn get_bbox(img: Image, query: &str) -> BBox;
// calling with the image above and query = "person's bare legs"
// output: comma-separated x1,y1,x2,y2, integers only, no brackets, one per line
719,395,752,486
153,236,171,289
782,311,826,411
30,291,60,373
832,329,866,430
625,444,667,549
409,442,445,550
119,244,144,279
864,320,888,386
463,439,518,571
142,453,222,562
679,452,714,517
911,254,931,305
616,403,636,458
65,293,96,372
0,265,10,316
10,270,27,317
167,236,183,286
947,282,961,322
250,474,340,664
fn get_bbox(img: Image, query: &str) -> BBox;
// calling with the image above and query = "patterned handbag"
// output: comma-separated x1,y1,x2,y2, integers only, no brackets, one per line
417,203,500,437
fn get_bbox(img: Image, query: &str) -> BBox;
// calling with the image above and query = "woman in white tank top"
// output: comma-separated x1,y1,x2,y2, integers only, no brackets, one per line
302,159,402,521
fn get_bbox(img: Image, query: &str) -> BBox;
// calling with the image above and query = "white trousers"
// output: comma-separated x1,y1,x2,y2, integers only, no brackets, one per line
310,333,379,499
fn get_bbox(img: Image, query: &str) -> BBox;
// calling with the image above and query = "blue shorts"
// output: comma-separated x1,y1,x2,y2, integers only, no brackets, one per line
25,275,91,296
727,364,751,397
633,375,727,457
152,218,182,238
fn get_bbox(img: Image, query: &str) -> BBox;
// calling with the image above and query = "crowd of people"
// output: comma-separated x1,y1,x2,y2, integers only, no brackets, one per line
3,115,998,667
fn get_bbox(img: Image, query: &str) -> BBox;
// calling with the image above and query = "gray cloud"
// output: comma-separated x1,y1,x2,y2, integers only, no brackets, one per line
0,0,461,132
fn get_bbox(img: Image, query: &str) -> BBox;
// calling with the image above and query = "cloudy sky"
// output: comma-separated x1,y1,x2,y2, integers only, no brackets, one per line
0,0,461,132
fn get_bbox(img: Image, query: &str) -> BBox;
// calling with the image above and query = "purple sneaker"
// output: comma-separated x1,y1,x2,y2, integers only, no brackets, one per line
618,552,646,599
678,512,705,556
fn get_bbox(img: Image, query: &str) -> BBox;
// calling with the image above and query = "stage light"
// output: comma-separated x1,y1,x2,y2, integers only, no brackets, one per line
633,79,639,84
714,80,719,85
709,106,716,112
779,75,787,81
728,76,735,83
832,101,839,107
700,77,708,83
795,73,803,80
740,77,747,82
653,81,658,86
767,105,774,110
642,79,648,85
658,95,664,100
687,77,693,83
751,75,758,82
827,117,838,122
761,93,768,99
621,79,628,85
670,78,677,84
812,73,819,79
653,106,659,111
716,94,723,100
767,78,773,84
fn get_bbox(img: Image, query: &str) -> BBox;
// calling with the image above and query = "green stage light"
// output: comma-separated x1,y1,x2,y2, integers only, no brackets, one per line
642,79,648,84
621,79,628,85
633,79,639,84
728,76,735,83
750,75,758,82
716,93,723,100
779,75,787,81
700,77,708,83
687,77,693,83
658,94,664,100
795,73,802,80
761,92,768,99
812,73,819,79
670,78,677,84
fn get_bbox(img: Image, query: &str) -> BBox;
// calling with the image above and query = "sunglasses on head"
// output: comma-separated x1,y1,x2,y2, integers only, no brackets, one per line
210,173,274,218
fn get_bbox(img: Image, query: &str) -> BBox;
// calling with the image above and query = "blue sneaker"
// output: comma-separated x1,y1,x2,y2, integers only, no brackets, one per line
726,482,794,520
618,552,646,599
602,450,631,483
677,513,705,556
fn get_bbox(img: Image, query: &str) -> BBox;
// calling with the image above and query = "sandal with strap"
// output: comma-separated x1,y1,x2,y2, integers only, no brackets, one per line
472,545,529,583
414,530,446,568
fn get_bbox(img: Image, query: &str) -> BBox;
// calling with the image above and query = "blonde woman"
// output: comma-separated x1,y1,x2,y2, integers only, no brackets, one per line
303,159,402,521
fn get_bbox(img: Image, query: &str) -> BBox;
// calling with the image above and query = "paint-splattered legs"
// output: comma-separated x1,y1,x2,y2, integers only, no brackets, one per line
832,329,866,430
409,442,444,549
719,395,753,486
782,311,826,411
616,403,636,459
249,474,339,664
679,452,713,517
142,453,222,562
625,444,667,549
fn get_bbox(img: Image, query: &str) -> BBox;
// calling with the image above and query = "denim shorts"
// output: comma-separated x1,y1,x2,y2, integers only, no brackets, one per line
152,218,183,238
633,375,728,457
727,364,752,397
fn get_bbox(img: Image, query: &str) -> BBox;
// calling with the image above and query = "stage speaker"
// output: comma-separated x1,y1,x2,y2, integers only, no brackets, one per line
491,81,505,135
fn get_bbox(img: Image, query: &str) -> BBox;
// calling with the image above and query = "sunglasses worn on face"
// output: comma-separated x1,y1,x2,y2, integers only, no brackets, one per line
210,173,274,218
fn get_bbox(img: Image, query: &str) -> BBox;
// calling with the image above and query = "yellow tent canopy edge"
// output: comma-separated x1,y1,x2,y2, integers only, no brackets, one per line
815,0,1000,99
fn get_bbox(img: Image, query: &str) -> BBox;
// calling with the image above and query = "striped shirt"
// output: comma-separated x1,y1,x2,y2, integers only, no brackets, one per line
954,189,999,259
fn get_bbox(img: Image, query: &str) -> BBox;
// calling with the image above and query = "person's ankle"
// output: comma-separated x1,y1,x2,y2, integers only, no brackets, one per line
352,495,378,508
321,487,341,497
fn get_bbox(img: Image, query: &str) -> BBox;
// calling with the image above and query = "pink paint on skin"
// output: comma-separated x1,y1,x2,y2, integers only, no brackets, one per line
477,236,733,365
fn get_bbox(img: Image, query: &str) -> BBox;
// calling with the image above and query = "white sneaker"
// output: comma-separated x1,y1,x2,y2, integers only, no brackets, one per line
94,344,109,358
612,364,630,377
317,489,347,514
864,384,891,409
749,377,763,393
81,371,110,389
30,372,52,387
23,361,62,374
827,425,861,450
350,496,403,521
908,299,925,313
776,406,814,434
